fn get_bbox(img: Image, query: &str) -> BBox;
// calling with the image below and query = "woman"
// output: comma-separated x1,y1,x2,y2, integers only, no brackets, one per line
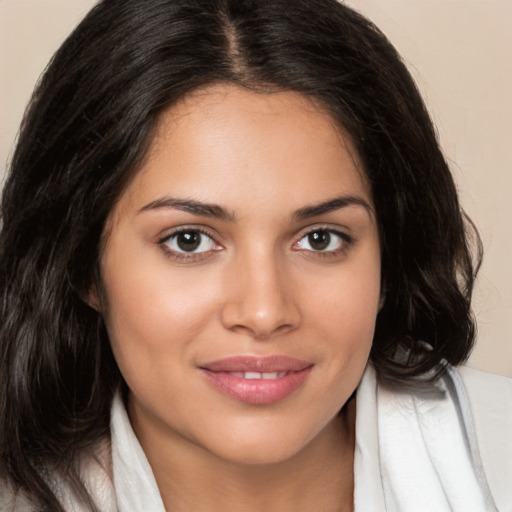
0,0,510,510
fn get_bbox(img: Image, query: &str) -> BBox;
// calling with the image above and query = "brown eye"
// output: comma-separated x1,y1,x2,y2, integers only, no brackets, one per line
295,229,348,252
307,231,331,251
176,231,201,251
162,230,217,253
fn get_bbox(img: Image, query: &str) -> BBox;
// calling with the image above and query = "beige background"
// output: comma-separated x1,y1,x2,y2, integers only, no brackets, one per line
1,1,511,377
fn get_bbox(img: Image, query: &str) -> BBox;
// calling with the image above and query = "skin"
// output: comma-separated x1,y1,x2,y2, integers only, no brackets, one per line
98,84,381,511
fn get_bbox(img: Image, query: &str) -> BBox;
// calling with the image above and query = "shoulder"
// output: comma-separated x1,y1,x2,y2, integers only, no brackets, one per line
453,365,512,511
457,364,512,402
0,473,35,512
455,365,512,444
0,437,114,512
366,363,512,509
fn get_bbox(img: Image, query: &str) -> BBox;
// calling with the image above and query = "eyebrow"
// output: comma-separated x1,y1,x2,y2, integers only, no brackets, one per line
292,196,374,221
139,197,237,222
138,194,373,222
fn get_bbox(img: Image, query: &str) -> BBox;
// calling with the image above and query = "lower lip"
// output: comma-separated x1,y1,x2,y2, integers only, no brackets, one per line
200,367,313,405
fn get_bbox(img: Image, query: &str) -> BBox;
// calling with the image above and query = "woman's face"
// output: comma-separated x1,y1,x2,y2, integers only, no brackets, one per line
99,84,381,465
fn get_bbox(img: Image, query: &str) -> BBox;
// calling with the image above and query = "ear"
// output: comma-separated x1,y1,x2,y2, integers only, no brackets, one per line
85,284,102,313
378,279,386,312
378,294,385,312
82,264,105,313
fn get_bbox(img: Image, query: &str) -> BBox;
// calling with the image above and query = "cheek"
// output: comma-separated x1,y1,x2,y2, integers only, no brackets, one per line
308,256,381,328
99,249,221,388
103,234,218,329
304,253,380,368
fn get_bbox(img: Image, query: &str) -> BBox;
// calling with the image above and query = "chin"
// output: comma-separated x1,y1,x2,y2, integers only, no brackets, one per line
212,440,305,467
199,418,326,467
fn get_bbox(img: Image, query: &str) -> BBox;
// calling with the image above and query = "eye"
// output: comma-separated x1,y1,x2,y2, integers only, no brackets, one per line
160,229,219,254
294,229,349,252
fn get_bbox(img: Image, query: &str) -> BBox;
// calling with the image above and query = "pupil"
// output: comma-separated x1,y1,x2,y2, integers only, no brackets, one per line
177,231,201,251
308,231,330,250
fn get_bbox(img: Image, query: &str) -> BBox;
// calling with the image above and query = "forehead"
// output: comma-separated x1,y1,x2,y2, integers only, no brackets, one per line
113,84,372,219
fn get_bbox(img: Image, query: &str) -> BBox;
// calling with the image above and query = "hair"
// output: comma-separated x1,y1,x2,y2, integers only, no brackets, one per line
0,0,481,509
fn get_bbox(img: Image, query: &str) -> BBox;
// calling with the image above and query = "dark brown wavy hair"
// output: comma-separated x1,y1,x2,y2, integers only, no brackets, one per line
0,0,481,509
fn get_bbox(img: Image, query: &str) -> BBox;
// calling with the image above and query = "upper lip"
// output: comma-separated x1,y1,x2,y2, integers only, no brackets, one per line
199,355,312,373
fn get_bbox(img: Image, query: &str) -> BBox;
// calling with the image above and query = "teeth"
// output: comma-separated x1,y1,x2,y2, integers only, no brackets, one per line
245,371,263,379
241,371,286,379
218,371,288,379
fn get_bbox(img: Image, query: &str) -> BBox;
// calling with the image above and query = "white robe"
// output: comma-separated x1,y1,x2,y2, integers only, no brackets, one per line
2,364,511,511
109,364,512,512
353,364,512,511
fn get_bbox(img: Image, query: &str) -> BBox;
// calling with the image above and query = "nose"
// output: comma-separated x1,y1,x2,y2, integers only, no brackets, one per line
220,251,301,340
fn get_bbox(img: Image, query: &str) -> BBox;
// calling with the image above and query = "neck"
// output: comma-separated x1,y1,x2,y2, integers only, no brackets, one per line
130,399,356,512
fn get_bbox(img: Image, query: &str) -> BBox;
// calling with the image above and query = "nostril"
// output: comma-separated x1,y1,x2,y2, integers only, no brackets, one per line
219,258,302,338
220,296,301,339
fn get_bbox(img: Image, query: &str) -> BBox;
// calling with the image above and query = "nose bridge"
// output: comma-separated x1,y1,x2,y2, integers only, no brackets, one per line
221,245,300,338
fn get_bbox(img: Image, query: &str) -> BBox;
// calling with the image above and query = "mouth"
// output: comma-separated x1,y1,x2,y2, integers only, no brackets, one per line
199,355,313,405
218,371,289,379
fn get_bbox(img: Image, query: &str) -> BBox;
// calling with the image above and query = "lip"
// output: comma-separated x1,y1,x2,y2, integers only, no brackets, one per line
199,356,313,405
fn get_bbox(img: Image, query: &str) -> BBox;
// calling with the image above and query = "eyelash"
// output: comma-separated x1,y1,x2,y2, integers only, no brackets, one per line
158,227,221,262
293,227,353,258
157,226,353,262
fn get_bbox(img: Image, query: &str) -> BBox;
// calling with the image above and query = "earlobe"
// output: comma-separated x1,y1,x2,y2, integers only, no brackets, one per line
83,264,105,313
85,285,102,313
378,281,386,312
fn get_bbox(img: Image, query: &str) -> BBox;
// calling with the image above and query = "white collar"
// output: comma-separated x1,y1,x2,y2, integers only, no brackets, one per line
354,364,497,511
111,395,166,512
109,364,501,512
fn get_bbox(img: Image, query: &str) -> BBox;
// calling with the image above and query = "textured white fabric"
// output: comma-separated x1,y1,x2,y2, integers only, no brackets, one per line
353,364,512,512
353,364,386,510
4,364,508,510
110,396,166,512
458,366,512,512
106,365,511,512
59,439,117,512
